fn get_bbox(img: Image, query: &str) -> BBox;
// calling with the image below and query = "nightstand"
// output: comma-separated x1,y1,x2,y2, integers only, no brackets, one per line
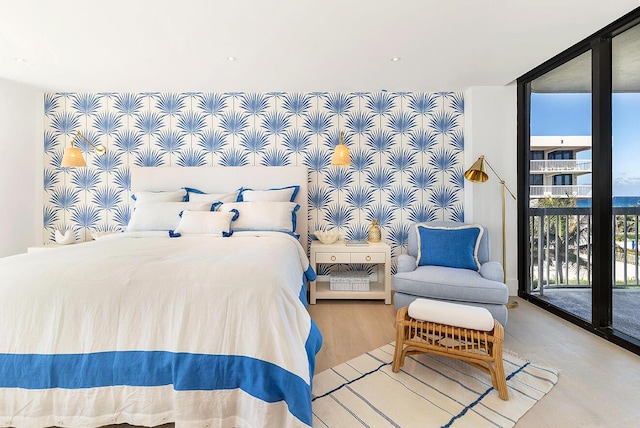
309,240,391,304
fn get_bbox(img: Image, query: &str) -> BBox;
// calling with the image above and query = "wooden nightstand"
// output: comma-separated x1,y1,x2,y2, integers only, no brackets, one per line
309,240,391,304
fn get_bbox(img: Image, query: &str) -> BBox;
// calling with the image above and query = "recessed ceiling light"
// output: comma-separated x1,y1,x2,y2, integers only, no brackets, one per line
13,57,27,63
391,57,401,62
227,56,237,62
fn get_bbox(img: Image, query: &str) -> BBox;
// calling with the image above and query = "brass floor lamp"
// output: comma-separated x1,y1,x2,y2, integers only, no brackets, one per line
464,155,516,288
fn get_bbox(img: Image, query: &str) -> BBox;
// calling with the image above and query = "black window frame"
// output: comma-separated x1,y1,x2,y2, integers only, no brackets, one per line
517,7,640,356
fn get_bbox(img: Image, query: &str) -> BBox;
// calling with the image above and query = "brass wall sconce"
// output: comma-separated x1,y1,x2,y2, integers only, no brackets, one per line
61,131,106,167
331,131,351,167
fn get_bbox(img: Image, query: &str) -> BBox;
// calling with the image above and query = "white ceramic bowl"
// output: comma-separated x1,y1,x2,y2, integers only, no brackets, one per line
314,230,340,244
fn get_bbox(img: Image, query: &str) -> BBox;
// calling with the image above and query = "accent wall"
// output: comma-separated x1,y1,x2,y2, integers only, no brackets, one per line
43,91,465,261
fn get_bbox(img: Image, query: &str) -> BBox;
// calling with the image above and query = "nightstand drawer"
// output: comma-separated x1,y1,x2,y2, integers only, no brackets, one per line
351,252,386,263
316,252,351,263
309,240,391,304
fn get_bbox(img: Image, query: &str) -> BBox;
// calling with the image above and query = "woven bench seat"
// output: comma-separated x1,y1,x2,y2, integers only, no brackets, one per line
392,300,508,400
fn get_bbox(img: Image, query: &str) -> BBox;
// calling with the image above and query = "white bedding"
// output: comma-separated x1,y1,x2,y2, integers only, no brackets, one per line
0,231,321,427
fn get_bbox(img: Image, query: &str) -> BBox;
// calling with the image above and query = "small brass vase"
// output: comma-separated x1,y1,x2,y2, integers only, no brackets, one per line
367,219,381,242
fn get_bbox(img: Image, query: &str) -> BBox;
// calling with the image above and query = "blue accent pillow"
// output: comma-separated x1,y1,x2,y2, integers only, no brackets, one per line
416,224,484,271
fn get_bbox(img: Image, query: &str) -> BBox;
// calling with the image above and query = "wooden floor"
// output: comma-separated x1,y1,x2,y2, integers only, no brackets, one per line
308,297,640,427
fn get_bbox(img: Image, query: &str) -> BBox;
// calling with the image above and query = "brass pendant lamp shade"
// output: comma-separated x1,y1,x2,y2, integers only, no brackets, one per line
464,155,489,183
331,131,351,167
61,131,107,168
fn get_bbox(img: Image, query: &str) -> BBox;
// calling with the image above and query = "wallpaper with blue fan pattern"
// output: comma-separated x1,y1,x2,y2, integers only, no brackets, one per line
43,92,464,262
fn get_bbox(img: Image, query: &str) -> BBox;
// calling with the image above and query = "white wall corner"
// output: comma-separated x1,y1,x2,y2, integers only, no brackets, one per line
0,78,42,257
464,84,518,295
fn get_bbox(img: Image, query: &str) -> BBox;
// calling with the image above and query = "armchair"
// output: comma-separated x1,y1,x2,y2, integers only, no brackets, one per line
393,221,509,326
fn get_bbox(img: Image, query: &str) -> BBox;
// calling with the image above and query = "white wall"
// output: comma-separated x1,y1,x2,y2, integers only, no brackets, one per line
0,78,42,256
464,84,518,295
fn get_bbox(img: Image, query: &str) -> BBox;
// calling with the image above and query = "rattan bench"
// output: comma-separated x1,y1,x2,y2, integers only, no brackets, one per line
392,304,509,400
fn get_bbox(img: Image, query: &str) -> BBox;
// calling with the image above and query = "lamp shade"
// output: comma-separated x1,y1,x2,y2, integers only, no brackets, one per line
464,155,488,183
331,144,351,166
61,147,87,167
331,131,351,166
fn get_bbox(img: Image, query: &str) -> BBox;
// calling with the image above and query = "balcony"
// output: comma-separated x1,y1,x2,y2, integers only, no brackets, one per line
530,159,592,174
528,207,640,340
530,185,592,198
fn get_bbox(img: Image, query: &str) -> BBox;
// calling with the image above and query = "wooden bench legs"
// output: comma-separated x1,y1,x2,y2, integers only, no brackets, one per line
392,306,509,400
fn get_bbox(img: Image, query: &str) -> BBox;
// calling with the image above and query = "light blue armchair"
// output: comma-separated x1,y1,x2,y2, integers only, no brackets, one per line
393,221,509,326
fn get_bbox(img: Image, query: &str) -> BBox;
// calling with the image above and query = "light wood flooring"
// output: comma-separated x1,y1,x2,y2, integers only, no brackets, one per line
308,297,640,427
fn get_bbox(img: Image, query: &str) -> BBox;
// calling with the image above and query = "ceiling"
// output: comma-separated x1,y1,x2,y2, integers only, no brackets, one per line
1,0,639,93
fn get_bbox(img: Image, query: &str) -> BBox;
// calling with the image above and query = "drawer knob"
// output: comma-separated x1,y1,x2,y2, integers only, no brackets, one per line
366,255,371,261
331,255,336,261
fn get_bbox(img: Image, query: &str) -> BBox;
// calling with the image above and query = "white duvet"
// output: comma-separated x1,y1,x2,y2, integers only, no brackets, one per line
0,231,321,428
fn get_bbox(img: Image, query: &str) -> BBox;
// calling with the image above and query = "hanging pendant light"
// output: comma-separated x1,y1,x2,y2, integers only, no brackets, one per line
331,131,351,167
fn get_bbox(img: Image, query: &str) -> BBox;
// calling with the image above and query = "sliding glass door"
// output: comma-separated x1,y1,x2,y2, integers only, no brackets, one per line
611,23,640,341
518,9,640,355
527,51,593,323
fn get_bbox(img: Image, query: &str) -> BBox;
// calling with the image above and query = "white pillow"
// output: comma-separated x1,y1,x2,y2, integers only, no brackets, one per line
126,202,212,232
219,201,299,233
131,189,187,203
239,185,299,202
188,191,238,204
173,210,237,236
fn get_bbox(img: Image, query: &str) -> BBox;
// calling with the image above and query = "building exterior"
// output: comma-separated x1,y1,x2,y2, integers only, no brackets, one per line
529,136,592,205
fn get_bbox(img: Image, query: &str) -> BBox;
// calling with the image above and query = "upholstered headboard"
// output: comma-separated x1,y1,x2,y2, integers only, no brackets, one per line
131,166,309,245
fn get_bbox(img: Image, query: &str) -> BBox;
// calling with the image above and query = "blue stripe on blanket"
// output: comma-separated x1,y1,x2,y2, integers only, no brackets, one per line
0,277,323,427
300,272,323,386
0,351,313,425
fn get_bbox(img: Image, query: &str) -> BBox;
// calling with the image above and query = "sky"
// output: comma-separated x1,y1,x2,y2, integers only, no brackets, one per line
530,92,640,196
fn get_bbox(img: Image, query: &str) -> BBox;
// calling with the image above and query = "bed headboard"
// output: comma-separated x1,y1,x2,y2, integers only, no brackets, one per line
131,166,309,246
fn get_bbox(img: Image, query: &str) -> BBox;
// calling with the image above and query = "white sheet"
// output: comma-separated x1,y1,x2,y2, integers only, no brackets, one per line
0,232,320,427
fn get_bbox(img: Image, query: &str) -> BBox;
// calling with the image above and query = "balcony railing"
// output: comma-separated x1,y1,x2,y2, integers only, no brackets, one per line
530,185,592,198
530,159,592,173
528,207,640,295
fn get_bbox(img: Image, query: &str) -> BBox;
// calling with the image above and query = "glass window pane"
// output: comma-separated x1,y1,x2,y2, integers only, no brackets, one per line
612,23,640,341
528,50,592,322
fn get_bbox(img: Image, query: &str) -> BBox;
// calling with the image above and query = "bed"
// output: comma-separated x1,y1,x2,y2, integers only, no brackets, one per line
0,166,321,427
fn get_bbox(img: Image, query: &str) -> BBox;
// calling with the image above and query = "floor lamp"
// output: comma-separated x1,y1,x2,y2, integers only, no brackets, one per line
464,155,516,288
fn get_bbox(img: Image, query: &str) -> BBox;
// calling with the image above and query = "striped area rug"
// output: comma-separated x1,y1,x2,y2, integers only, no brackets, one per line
312,343,559,427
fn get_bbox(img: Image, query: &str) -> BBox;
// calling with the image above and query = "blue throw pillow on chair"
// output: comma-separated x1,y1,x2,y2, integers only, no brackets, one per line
416,224,484,271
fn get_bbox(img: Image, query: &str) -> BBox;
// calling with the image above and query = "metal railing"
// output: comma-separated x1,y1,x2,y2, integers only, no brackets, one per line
530,185,592,198
530,159,592,173
528,207,640,295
